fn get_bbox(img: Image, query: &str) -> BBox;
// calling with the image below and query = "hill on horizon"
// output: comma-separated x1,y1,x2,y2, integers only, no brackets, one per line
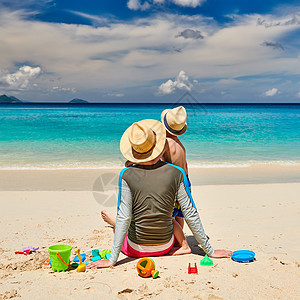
69,98,89,104
0,95,22,104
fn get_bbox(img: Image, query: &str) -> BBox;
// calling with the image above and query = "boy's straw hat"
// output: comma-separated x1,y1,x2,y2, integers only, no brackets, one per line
120,119,166,163
161,106,187,136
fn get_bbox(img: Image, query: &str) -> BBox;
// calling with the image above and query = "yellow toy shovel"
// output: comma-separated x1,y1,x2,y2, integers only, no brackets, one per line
76,249,86,272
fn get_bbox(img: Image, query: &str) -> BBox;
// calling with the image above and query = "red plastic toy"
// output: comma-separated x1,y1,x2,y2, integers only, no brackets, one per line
15,250,32,255
188,263,198,274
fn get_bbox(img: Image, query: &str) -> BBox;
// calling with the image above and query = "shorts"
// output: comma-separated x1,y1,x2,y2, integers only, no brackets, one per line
121,234,175,258
172,207,184,218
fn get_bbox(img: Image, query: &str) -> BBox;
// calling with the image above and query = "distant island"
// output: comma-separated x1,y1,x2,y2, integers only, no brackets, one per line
0,95,90,104
0,95,22,104
69,98,89,104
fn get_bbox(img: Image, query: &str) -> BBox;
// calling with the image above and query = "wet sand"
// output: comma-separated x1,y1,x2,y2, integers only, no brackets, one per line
1,164,300,191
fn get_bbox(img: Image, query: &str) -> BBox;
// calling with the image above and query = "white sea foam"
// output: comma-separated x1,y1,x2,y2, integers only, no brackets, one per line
188,160,300,168
1,160,300,170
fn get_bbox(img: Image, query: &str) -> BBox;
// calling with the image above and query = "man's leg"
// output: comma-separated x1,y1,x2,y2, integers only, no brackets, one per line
175,216,184,229
169,219,191,255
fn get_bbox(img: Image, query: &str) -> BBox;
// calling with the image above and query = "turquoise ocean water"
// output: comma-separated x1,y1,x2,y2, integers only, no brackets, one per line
0,104,299,169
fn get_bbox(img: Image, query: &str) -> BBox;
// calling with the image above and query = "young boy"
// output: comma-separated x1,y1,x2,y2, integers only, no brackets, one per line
161,106,189,229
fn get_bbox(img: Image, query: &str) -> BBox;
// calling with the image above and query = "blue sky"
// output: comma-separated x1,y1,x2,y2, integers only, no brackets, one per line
0,0,300,102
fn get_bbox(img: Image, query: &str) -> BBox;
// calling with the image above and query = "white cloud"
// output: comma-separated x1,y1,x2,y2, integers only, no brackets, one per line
264,88,278,96
127,0,150,11
172,0,205,8
257,14,300,28
217,79,240,85
158,70,193,95
297,92,300,97
127,0,204,10
1,65,41,89
107,92,124,97
52,86,76,93
68,11,111,26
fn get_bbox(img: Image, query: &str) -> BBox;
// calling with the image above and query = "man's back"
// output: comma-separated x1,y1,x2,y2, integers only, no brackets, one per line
162,136,188,175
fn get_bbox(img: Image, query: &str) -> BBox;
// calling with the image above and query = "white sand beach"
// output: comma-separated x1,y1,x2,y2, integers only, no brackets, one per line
0,166,300,299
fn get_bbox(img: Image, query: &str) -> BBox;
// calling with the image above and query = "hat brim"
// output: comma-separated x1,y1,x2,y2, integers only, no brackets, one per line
120,119,166,163
161,109,187,136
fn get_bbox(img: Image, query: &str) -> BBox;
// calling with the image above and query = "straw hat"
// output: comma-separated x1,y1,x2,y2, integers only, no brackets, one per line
120,119,166,163
161,106,187,136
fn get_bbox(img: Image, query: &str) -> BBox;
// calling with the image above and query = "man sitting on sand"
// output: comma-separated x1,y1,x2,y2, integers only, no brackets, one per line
87,119,231,269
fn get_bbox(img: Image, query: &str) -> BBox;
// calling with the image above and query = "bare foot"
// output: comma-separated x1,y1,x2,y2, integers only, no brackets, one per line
101,210,116,227
168,246,191,256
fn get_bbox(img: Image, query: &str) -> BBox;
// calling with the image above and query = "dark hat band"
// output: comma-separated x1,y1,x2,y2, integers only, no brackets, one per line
163,113,185,135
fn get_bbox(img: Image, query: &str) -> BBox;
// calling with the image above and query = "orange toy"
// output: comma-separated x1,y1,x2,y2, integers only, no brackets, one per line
136,258,159,279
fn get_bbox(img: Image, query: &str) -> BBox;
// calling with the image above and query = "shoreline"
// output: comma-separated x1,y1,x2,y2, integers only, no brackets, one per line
0,164,300,191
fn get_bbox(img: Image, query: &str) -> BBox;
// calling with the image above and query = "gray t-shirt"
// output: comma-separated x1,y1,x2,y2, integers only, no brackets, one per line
109,161,214,264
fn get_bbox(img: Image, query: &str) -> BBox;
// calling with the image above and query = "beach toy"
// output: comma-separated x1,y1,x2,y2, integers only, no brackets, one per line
100,249,111,259
136,258,159,279
76,249,86,272
70,262,79,268
48,244,72,272
23,246,39,252
15,250,32,255
91,249,101,262
188,263,198,274
105,253,111,259
85,248,97,257
231,250,255,263
200,255,213,266
73,253,86,263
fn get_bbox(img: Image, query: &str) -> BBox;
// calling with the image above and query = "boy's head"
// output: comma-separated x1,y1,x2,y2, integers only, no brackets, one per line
161,106,187,136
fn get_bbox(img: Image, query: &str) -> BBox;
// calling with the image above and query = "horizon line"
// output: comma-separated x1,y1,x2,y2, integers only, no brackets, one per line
1,102,300,105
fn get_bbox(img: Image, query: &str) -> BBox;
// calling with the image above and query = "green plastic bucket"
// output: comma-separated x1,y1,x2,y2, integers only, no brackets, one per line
48,244,72,272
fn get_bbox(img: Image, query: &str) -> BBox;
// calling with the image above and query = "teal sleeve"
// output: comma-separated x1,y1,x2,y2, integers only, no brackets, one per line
117,167,131,211
164,162,196,208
